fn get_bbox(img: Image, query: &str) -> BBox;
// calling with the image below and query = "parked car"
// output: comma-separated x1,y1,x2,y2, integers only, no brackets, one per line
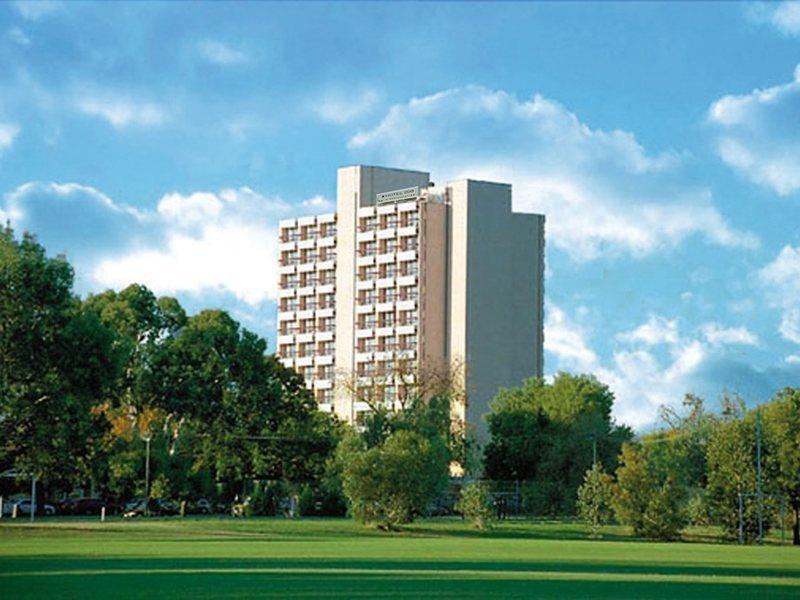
57,497,115,516
123,498,179,518
187,498,213,515
3,498,56,516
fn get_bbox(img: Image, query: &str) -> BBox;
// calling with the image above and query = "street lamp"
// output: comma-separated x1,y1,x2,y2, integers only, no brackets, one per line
142,433,151,516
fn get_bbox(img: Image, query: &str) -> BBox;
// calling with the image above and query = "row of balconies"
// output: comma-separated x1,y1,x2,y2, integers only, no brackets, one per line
355,299,417,314
279,353,335,368
279,258,335,275
355,225,417,242
354,349,417,363
356,250,416,267
277,329,335,345
279,234,336,252
278,306,335,321
357,200,418,218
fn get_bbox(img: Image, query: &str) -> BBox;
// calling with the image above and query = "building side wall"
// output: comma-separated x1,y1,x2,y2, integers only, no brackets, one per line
418,199,449,374
461,180,543,441
447,180,470,426
333,167,359,420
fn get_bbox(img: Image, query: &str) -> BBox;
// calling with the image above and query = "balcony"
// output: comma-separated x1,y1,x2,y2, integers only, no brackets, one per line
376,252,396,265
356,230,376,242
396,324,416,336
396,300,416,311
295,356,314,368
397,249,417,261
376,228,396,240
316,330,334,342
315,354,335,366
355,351,374,362
355,328,374,339
356,255,376,267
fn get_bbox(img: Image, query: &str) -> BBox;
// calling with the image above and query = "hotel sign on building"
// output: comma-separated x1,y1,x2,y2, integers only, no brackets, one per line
376,186,419,205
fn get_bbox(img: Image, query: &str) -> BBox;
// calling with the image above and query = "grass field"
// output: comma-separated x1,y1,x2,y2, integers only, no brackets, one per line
1,517,798,598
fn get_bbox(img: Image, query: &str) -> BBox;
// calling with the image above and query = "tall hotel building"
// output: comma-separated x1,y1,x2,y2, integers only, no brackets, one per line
277,166,544,438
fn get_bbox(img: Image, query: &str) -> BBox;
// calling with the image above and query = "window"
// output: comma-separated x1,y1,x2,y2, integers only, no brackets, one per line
383,214,398,229
303,273,317,287
381,239,397,254
299,342,315,357
381,288,396,303
402,237,418,251
401,262,418,276
281,298,298,312
359,313,376,329
318,293,334,309
379,312,395,327
359,290,376,305
382,264,397,279
303,226,317,240
359,338,376,352
318,365,334,379
360,241,376,256
303,250,318,264
400,287,418,301
318,316,335,331
380,336,396,351
318,341,334,355
279,344,295,358
360,216,376,231
282,274,298,288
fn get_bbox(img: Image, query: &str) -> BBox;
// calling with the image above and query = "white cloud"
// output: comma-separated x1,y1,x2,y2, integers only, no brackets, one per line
709,65,800,195
7,27,31,46
302,195,334,211
197,41,248,66
92,187,297,305
546,305,764,428
544,303,598,372
617,315,679,346
779,309,800,344
13,1,61,20
0,122,20,150
786,354,800,364
351,86,757,260
700,323,759,347
759,245,800,343
76,92,166,129
747,2,800,36
312,89,380,124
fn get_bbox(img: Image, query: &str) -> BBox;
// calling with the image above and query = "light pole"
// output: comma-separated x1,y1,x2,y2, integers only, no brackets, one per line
143,434,151,516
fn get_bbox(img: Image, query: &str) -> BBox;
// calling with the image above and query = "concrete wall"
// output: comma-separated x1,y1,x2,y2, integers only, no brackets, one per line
449,179,544,441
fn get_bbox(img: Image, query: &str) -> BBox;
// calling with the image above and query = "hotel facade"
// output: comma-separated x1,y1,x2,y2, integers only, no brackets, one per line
277,166,544,438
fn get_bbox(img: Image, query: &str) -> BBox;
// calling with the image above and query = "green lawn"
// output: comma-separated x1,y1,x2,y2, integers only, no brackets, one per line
0,517,798,598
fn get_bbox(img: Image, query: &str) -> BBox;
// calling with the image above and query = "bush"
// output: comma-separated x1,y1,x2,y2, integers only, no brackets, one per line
455,482,493,529
576,463,614,538
612,444,688,541
342,430,449,529
245,481,287,517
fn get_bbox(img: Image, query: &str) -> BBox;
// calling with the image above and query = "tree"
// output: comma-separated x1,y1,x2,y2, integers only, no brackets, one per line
0,227,118,490
576,463,614,538
613,443,688,540
341,429,449,528
455,481,494,530
484,373,632,515
148,310,340,487
706,412,766,542
761,388,800,545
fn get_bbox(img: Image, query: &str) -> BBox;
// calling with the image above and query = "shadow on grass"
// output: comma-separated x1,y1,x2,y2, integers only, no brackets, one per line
2,555,799,579
1,569,798,599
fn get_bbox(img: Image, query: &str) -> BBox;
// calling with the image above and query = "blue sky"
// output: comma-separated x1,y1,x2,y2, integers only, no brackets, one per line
2,1,800,428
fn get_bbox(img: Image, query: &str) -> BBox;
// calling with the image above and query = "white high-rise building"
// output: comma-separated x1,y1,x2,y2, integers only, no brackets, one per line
277,165,544,438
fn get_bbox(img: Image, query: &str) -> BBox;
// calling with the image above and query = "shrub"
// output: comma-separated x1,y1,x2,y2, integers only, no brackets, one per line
342,430,449,529
576,463,614,538
455,482,494,529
